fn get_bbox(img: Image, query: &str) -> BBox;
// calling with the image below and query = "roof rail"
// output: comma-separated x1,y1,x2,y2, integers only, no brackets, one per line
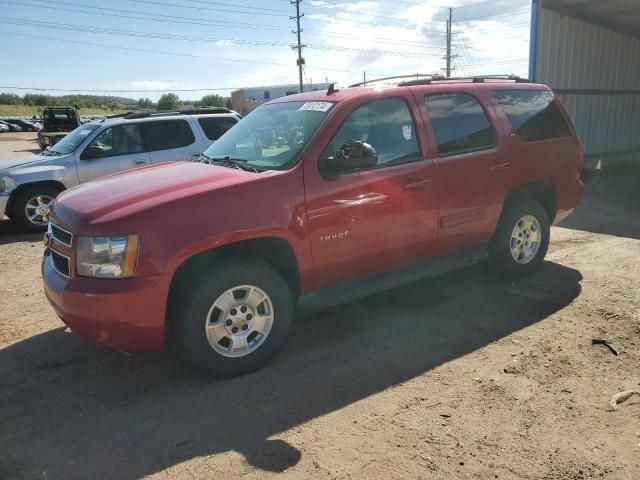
102,111,135,122
349,73,444,88
398,74,530,86
123,107,232,120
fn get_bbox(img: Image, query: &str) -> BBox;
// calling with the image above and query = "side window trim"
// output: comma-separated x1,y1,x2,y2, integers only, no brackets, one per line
424,91,498,158
319,95,424,176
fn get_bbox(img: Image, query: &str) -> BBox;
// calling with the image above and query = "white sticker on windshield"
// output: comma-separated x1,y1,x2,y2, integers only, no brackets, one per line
298,102,333,112
79,129,93,136
402,124,412,140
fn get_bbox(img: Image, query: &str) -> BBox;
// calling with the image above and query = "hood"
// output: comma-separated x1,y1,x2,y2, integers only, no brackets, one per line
54,161,266,228
0,153,67,174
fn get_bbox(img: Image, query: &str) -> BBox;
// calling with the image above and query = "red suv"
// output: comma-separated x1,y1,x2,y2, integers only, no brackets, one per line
42,75,584,377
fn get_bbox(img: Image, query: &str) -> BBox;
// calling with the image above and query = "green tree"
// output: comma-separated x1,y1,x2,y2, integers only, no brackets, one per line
200,94,226,107
137,97,154,109
157,93,179,110
0,93,21,105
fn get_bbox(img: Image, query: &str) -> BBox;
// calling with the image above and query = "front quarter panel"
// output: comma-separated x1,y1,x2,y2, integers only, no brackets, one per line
6,156,79,189
73,166,313,293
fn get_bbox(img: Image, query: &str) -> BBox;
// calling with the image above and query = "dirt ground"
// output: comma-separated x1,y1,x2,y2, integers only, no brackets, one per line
0,132,41,160
0,134,639,480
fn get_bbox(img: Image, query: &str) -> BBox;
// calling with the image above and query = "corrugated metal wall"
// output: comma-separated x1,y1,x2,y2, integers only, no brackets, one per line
535,7,640,158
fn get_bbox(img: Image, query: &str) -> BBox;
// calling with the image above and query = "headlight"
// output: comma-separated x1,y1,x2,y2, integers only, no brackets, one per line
76,234,139,278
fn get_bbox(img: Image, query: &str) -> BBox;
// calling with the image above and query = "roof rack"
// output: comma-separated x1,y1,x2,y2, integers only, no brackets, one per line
123,107,232,120
348,73,530,89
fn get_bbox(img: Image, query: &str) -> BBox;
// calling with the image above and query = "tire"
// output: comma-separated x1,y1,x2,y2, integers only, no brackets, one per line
489,198,550,278
174,258,294,378
11,185,60,233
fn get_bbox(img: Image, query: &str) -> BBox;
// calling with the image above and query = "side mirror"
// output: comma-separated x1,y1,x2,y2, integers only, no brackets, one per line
321,140,377,177
82,146,104,160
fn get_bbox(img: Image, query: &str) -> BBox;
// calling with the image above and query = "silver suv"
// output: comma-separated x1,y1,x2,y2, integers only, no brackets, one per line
0,108,241,231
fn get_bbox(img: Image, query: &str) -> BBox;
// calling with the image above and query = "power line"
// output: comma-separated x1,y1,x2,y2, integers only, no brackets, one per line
0,17,446,58
7,0,446,50
454,6,530,22
0,30,352,72
131,0,286,16
0,85,239,92
171,0,290,13
8,0,288,31
138,0,448,30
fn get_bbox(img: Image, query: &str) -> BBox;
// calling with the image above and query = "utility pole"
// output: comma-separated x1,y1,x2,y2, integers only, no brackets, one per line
446,7,452,78
291,0,305,93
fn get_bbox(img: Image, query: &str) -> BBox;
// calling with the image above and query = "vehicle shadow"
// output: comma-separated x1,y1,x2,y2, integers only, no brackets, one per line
560,161,640,240
0,261,582,480
0,219,41,245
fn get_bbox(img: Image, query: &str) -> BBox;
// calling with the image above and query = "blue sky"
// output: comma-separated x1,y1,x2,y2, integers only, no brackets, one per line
0,0,532,101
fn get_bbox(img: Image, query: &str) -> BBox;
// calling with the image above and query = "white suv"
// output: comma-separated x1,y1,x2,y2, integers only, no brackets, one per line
0,108,241,231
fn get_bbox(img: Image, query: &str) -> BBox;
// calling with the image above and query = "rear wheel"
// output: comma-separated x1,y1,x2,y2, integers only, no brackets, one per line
11,185,60,233
174,258,294,378
490,198,550,278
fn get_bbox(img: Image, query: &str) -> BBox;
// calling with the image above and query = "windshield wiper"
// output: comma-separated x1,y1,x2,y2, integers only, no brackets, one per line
43,149,60,156
209,155,248,163
203,155,264,173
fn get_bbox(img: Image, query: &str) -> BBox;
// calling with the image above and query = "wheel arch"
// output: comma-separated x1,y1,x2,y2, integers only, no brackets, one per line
165,235,302,340
5,180,66,218
500,179,557,224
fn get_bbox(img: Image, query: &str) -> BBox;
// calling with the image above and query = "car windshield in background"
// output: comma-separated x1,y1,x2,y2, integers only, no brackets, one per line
202,101,334,170
50,124,100,155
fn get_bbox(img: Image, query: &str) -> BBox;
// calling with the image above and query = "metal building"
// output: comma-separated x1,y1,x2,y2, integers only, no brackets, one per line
529,0,640,163
231,83,331,115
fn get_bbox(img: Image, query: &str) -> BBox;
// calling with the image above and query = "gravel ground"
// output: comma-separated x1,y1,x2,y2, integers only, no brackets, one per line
0,135,639,480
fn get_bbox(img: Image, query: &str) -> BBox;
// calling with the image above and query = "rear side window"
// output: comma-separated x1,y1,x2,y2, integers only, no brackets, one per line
493,90,572,142
425,93,496,156
198,117,238,141
144,119,195,151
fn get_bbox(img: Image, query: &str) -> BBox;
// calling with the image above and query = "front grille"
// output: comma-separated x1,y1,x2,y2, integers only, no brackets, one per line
51,250,70,278
50,222,72,247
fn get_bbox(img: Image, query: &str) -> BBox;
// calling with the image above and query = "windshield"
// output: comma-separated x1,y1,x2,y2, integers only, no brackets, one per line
202,101,334,170
50,124,100,155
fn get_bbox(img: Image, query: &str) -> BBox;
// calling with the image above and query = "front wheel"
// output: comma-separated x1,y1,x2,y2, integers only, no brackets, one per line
11,185,60,233
490,198,550,278
174,259,294,378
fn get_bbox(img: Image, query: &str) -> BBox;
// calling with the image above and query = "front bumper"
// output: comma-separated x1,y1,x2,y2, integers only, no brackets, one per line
42,250,171,352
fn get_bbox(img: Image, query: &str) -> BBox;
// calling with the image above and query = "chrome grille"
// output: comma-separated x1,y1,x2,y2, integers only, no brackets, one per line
51,250,70,278
50,222,72,247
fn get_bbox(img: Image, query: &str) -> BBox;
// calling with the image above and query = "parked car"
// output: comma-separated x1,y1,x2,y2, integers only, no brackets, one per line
0,120,23,132
42,75,586,378
4,119,39,132
0,123,9,133
0,108,240,231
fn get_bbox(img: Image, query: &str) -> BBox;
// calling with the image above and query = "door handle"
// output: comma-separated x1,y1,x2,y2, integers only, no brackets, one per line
490,162,512,171
404,177,431,191
134,159,146,165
